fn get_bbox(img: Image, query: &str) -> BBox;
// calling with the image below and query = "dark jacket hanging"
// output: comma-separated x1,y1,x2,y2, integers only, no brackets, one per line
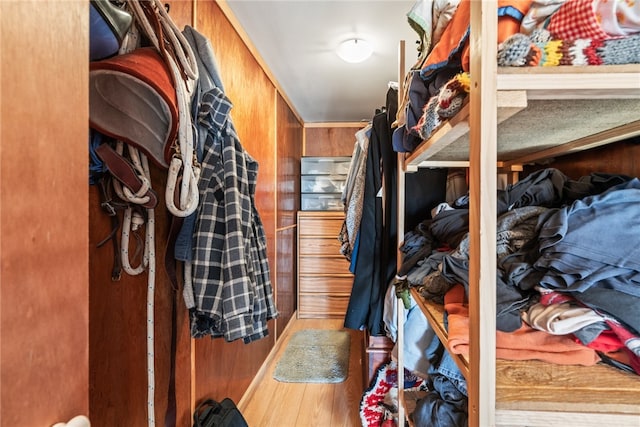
344,87,398,335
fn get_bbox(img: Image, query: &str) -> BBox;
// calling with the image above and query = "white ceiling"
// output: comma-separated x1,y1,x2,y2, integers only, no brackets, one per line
225,0,419,123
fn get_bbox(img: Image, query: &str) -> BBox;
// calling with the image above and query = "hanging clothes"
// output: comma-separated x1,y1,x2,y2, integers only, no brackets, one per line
344,88,399,335
344,108,385,333
344,86,448,335
181,27,277,343
339,124,371,261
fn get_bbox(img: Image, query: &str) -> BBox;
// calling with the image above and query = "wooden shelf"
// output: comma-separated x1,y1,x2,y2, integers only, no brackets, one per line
395,10,640,426
410,289,640,426
403,65,640,172
410,288,469,376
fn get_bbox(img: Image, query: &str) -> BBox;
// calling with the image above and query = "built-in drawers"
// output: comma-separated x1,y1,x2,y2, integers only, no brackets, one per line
297,211,353,319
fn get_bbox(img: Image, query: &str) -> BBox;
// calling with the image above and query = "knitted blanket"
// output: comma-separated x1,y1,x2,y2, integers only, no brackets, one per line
412,27,639,145
498,29,640,67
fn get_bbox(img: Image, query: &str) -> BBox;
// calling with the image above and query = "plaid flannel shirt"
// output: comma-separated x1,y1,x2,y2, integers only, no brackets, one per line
190,87,277,342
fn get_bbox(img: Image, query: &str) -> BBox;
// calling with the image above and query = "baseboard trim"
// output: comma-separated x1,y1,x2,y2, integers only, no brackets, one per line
237,311,299,410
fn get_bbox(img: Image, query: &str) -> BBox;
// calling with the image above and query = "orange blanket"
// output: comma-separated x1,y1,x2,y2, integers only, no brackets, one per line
421,0,533,80
444,284,600,366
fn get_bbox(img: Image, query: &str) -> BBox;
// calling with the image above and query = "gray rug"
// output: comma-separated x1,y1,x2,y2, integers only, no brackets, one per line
273,329,350,383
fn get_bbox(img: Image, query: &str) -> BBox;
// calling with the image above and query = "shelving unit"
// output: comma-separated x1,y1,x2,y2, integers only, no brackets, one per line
404,65,640,171
410,290,640,424
300,156,350,211
297,157,353,318
395,2,640,427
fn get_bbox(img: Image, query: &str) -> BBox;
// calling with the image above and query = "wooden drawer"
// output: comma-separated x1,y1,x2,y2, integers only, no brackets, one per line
299,275,353,294
366,333,394,351
299,255,351,275
299,236,343,255
298,293,350,319
298,216,344,236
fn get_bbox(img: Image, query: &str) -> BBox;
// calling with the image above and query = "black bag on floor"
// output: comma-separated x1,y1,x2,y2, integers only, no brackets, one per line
193,398,249,427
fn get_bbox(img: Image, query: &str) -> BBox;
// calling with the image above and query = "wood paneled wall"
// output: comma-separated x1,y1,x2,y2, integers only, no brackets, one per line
89,167,191,426
87,0,303,425
278,94,303,228
304,125,364,157
192,0,278,407
276,93,303,328
524,137,640,179
1,1,89,426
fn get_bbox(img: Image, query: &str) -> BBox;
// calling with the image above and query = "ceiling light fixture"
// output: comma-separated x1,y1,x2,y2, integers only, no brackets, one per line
336,38,373,63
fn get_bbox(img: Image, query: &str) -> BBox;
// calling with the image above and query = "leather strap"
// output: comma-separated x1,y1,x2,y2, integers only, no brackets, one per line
96,174,125,281
164,181,183,427
164,286,178,427
164,216,183,292
164,173,184,292
96,143,159,209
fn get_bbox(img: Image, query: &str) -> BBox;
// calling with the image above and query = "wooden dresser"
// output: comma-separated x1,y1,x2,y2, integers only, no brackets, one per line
297,211,353,318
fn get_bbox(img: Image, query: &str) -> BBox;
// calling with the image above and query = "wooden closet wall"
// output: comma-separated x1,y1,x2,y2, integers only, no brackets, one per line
89,1,304,425
304,124,363,157
1,1,303,426
1,2,89,426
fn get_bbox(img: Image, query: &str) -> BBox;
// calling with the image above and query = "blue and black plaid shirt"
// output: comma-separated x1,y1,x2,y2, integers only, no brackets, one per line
190,87,277,343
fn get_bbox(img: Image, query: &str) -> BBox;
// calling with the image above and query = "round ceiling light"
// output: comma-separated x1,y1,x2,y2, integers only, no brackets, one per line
336,39,373,63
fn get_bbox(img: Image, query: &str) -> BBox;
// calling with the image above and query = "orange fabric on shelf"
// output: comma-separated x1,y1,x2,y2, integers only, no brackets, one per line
444,284,601,366
421,0,533,79
498,2,531,43
420,0,471,80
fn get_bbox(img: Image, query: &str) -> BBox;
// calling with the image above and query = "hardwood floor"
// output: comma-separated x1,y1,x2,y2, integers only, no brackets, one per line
238,318,365,426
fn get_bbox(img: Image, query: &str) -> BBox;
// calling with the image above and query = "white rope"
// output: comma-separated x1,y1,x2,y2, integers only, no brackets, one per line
116,143,151,276
128,149,156,427
165,156,201,217
145,193,156,427
111,142,157,426
126,0,197,80
120,208,148,275
127,0,200,218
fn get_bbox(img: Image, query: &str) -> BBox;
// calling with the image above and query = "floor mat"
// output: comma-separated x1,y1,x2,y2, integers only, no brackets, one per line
273,329,350,383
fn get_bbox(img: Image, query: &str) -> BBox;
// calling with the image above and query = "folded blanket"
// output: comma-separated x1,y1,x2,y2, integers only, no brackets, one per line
444,284,601,366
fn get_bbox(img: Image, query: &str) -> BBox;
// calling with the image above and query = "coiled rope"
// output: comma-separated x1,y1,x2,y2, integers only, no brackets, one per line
127,0,200,218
